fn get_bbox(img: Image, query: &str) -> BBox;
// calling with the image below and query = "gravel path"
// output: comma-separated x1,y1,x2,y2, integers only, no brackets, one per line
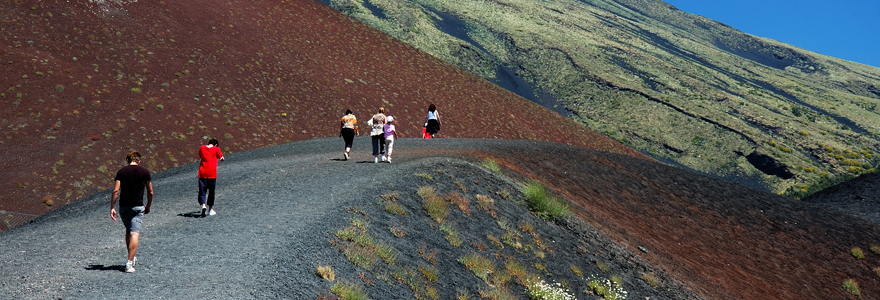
0,137,704,299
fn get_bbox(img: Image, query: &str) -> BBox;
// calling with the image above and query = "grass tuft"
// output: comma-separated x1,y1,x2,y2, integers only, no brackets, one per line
414,173,433,180
642,272,660,289
316,265,336,281
586,275,628,300
384,202,407,215
481,158,502,174
521,181,569,221
446,192,470,216
870,245,880,256
852,247,865,259
458,253,495,282
331,280,369,300
439,223,463,247
421,187,448,223
842,279,860,297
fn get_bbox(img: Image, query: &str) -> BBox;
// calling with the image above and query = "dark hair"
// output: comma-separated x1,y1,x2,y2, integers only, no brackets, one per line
126,151,142,163
345,109,353,115
209,138,219,146
428,104,436,112
378,107,385,114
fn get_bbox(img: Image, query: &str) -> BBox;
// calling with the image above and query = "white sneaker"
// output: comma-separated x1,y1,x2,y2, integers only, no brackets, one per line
344,152,349,160
125,262,136,273
374,157,379,163
387,157,391,163
201,204,207,217
209,209,217,216
132,256,137,267
381,155,386,162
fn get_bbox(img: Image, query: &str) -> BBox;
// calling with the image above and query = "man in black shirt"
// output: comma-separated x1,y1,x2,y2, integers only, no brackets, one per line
110,151,154,273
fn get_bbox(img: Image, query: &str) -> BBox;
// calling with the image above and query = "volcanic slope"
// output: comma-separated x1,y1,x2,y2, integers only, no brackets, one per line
321,0,880,195
0,138,877,300
0,0,641,223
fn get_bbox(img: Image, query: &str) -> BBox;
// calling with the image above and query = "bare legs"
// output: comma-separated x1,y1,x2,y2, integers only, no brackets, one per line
126,232,139,261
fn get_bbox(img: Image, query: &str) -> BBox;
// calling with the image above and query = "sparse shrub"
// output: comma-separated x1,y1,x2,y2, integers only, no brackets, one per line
384,202,407,215
414,173,433,180
446,192,470,216
156,104,164,110
521,181,570,221
458,253,494,282
55,85,64,92
316,265,336,281
586,275,628,300
487,234,503,249
380,192,399,202
871,245,880,255
454,180,468,192
418,264,439,282
330,280,369,300
456,288,470,300
874,267,880,278
642,272,660,289
596,261,609,273
41,196,53,206
842,279,860,297
389,226,405,237
481,158,502,174
525,279,576,300
131,87,142,93
478,286,515,300
476,194,497,218
570,265,582,277
421,187,448,223
852,247,865,259
497,188,511,200
440,223,463,247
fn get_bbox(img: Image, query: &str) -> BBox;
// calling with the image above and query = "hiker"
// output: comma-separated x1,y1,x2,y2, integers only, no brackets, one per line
110,151,154,273
425,103,441,138
367,107,387,163
339,109,359,160
198,138,225,217
383,115,399,163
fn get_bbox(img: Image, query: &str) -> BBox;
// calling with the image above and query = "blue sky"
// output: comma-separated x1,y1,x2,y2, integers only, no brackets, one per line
663,0,880,68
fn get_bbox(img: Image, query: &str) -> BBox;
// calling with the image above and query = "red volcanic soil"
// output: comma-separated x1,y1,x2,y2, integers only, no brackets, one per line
0,0,642,220
462,142,880,300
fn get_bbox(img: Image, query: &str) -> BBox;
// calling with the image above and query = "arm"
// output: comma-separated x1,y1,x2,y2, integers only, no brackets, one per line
110,180,121,221
144,182,154,214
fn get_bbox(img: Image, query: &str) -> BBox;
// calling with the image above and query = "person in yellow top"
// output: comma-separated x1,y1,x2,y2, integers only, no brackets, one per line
339,109,359,160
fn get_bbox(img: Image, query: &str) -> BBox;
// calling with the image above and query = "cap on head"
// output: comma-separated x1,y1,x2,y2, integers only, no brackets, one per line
386,116,393,123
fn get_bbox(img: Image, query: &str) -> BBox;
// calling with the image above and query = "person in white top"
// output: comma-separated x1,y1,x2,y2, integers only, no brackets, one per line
367,107,386,163
425,103,441,138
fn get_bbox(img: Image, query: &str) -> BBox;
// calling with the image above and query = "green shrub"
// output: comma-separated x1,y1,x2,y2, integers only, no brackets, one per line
842,279,860,297
870,245,880,256
521,181,570,221
481,158,502,174
458,253,494,282
331,280,370,300
852,247,865,259
642,272,660,289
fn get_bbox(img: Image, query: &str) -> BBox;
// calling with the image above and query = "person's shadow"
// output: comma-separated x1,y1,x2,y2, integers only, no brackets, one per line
85,264,125,272
178,211,206,218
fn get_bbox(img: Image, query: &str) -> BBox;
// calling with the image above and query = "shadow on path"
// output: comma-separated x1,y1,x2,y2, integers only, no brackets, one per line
85,265,125,272
177,212,206,218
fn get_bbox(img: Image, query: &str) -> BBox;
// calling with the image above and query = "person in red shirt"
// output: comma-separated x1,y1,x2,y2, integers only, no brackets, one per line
198,138,225,217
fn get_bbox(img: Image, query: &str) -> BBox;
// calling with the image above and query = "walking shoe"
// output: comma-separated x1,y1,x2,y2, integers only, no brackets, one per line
125,262,136,273
381,155,386,162
374,157,379,163
201,205,207,217
387,157,391,163
344,152,349,160
132,256,137,267
209,209,217,216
